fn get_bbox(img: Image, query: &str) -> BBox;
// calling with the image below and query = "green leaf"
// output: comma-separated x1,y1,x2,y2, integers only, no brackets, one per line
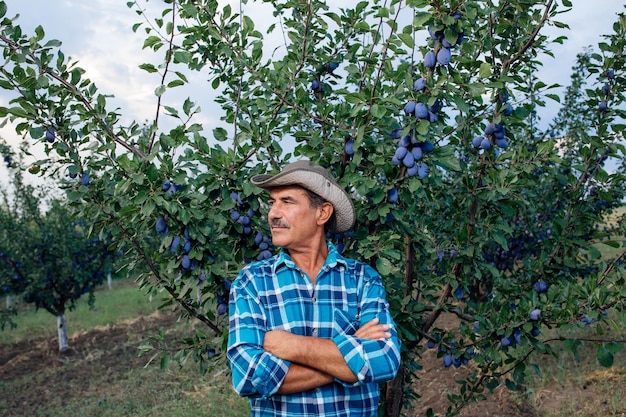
7,107,29,117
415,121,429,135
139,63,158,73
545,93,560,103
143,35,161,50
354,21,370,31
596,345,614,368
467,83,486,98
167,80,185,88
397,33,414,48
213,127,228,141
433,145,461,172
345,93,366,104
0,79,12,90
37,76,49,88
479,62,492,79
370,103,386,119
164,105,179,117
30,126,44,139
34,25,45,41
376,257,392,276
374,7,389,18
140,200,155,216
173,51,191,64
155,85,166,97
493,232,509,251
600,240,620,248
413,12,431,26
160,354,171,370
451,94,469,113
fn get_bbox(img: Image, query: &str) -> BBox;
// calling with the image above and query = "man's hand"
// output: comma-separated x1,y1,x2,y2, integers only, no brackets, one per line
263,329,296,359
354,317,392,340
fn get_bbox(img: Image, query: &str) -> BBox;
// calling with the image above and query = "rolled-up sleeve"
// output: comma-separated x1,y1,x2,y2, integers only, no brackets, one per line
227,272,289,398
332,268,401,385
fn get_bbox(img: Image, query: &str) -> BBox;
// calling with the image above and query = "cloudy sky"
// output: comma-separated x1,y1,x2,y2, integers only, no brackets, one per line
0,0,624,163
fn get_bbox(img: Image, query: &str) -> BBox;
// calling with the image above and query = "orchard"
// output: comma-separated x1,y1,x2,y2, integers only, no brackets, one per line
0,0,625,415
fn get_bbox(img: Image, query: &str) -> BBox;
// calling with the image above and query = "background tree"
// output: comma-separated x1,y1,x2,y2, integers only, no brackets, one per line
0,0,625,415
0,144,39,330
0,141,116,352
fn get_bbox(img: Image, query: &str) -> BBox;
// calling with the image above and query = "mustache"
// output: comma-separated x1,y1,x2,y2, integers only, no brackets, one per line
270,219,290,228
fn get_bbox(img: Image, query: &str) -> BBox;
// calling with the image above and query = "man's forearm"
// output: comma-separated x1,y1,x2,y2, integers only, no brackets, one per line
264,331,358,383
264,319,393,385
276,363,335,394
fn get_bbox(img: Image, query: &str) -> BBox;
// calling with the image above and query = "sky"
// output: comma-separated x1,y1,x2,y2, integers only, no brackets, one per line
0,0,624,176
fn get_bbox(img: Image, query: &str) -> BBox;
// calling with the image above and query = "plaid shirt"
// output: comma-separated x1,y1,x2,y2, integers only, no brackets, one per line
227,242,401,417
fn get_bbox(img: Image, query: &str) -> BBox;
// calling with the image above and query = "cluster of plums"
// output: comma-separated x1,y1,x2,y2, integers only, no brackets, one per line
230,191,275,261
473,90,513,150
425,12,464,69
390,128,434,179
598,68,615,112
391,13,466,179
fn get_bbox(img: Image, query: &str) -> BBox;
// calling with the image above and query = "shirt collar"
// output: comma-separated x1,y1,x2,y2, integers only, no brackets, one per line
274,241,348,273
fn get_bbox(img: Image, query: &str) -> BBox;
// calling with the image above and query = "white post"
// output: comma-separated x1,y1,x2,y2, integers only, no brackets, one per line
5,294,11,308
57,314,69,352
197,281,203,305
107,270,113,290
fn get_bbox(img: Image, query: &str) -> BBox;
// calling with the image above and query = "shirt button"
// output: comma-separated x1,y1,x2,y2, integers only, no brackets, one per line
312,328,318,334
312,297,316,303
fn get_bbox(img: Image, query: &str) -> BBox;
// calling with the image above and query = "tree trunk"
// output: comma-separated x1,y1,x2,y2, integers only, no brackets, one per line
57,313,69,352
384,364,404,417
197,281,203,305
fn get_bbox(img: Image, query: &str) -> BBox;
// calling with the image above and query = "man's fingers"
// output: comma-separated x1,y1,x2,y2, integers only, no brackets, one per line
354,318,392,340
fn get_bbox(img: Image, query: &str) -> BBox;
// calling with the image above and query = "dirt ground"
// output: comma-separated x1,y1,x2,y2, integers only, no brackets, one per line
412,346,538,416
0,310,624,417
0,311,182,415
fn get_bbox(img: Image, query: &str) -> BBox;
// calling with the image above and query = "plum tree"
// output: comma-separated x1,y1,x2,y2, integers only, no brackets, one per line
0,1,625,415
0,145,116,351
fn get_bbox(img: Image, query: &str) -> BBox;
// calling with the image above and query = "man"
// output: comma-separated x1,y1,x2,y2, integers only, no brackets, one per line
227,160,401,417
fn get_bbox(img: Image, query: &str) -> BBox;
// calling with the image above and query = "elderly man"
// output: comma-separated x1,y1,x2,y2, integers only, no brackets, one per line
227,160,401,417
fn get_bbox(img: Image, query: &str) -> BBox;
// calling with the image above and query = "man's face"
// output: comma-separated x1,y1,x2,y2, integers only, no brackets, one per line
267,186,327,249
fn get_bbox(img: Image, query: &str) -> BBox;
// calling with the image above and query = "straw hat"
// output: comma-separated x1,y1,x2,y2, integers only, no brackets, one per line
251,160,355,233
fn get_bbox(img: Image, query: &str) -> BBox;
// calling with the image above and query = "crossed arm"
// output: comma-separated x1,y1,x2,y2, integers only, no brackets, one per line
263,318,392,394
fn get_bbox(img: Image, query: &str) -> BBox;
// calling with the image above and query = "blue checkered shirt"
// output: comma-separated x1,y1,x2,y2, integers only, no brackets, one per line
227,242,401,417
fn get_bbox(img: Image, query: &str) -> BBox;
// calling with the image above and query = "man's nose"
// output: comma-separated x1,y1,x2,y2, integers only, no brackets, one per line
268,204,281,219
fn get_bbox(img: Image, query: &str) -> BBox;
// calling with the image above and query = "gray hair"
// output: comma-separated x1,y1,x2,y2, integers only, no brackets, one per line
304,189,337,234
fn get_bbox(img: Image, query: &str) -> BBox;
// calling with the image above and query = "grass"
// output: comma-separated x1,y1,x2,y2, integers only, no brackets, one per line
27,364,250,417
594,205,626,259
515,315,626,417
0,277,251,417
1,278,160,345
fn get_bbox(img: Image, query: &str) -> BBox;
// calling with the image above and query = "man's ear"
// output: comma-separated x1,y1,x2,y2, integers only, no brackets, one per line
317,202,334,226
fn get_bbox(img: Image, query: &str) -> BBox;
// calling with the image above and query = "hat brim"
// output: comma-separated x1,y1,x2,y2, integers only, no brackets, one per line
251,161,355,234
